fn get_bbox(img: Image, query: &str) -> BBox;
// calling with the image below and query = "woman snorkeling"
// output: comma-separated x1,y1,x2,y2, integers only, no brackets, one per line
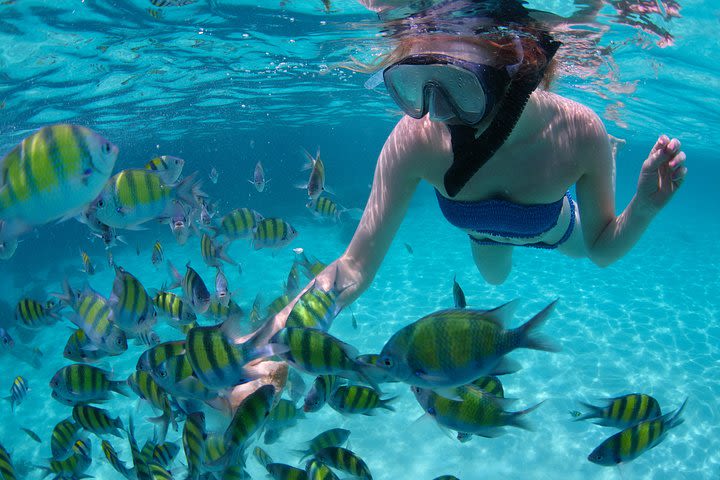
263,1,687,338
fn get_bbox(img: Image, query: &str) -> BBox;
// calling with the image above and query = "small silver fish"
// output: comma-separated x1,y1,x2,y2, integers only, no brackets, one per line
209,167,219,184
0,328,14,350
215,267,230,307
250,161,267,192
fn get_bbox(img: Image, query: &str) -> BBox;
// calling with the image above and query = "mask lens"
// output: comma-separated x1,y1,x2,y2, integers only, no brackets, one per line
384,61,489,124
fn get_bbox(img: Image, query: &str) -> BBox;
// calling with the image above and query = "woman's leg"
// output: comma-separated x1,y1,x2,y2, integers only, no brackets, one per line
470,241,513,285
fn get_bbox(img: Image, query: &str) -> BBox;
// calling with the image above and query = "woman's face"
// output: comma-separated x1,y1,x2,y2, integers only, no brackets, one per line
403,39,509,126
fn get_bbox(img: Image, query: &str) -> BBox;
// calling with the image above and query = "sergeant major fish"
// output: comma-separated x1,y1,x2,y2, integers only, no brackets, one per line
0,124,118,256
588,399,688,466
574,393,662,429
253,217,297,250
92,169,203,229
375,299,559,388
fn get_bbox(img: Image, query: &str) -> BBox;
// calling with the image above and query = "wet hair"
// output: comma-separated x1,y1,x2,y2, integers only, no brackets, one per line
350,32,559,89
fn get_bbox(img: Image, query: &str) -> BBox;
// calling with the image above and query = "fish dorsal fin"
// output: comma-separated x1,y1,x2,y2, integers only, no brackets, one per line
481,299,520,326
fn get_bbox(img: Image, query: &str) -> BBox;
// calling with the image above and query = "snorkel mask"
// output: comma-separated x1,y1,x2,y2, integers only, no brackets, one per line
382,53,512,126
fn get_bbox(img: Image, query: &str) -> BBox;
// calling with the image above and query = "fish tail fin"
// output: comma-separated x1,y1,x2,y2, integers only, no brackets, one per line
110,380,130,397
174,171,205,207
380,395,398,412
217,241,237,266
166,260,182,290
514,299,560,353
507,400,545,431
147,413,170,443
665,397,688,431
53,277,76,307
573,401,603,422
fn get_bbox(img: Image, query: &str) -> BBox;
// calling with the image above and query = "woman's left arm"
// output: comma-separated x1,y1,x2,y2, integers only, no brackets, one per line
575,113,687,267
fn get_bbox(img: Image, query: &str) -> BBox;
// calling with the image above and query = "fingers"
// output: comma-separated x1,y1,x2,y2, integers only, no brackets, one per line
645,136,682,172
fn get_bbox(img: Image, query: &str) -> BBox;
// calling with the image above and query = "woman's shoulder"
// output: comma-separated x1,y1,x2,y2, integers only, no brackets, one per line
536,90,608,138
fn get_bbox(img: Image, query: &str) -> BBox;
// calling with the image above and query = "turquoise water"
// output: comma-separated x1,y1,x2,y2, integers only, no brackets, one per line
1,1,719,479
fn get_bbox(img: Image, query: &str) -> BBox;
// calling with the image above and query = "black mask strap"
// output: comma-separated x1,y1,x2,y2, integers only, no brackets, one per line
443,36,561,198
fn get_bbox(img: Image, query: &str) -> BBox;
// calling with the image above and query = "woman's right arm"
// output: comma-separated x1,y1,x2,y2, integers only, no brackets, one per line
262,117,425,339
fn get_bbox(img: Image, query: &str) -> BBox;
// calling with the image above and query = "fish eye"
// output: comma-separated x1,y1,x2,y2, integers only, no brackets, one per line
97,199,104,208
427,407,436,415
380,356,393,367
102,142,112,154
116,337,124,345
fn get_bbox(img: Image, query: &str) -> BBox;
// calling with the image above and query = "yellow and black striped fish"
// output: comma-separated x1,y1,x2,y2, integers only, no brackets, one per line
80,250,95,275
50,364,129,404
575,393,662,429
127,370,176,435
220,385,275,464
102,440,134,478
5,375,28,412
58,280,127,355
151,240,163,266
111,266,157,335
93,169,202,229
51,418,82,461
285,283,343,330
152,442,180,468
0,124,117,240
307,459,339,480
182,263,211,314
328,385,396,416
377,299,559,388
185,324,283,389
145,155,184,183
588,398,687,466
252,217,298,250
36,439,92,479
200,233,236,267
412,384,542,439
296,428,351,462
315,446,372,480
153,291,196,325
271,327,375,387
182,412,206,479
307,195,339,221
0,441,15,480
253,446,274,469
14,298,61,330
203,432,227,471
72,405,124,437
214,208,262,240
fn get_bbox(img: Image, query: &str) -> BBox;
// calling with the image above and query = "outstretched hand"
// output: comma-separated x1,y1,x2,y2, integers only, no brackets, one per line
636,135,687,214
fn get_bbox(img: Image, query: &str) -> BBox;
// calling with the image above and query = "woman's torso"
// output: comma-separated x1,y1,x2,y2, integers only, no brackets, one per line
410,90,599,246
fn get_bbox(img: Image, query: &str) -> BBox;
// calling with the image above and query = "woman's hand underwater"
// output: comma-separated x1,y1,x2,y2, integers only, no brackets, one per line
635,135,687,214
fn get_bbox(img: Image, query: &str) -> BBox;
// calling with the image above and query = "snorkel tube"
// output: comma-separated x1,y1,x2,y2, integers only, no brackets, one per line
443,32,562,197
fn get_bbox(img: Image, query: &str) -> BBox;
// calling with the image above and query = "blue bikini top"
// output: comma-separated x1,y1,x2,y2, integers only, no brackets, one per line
434,188,572,239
